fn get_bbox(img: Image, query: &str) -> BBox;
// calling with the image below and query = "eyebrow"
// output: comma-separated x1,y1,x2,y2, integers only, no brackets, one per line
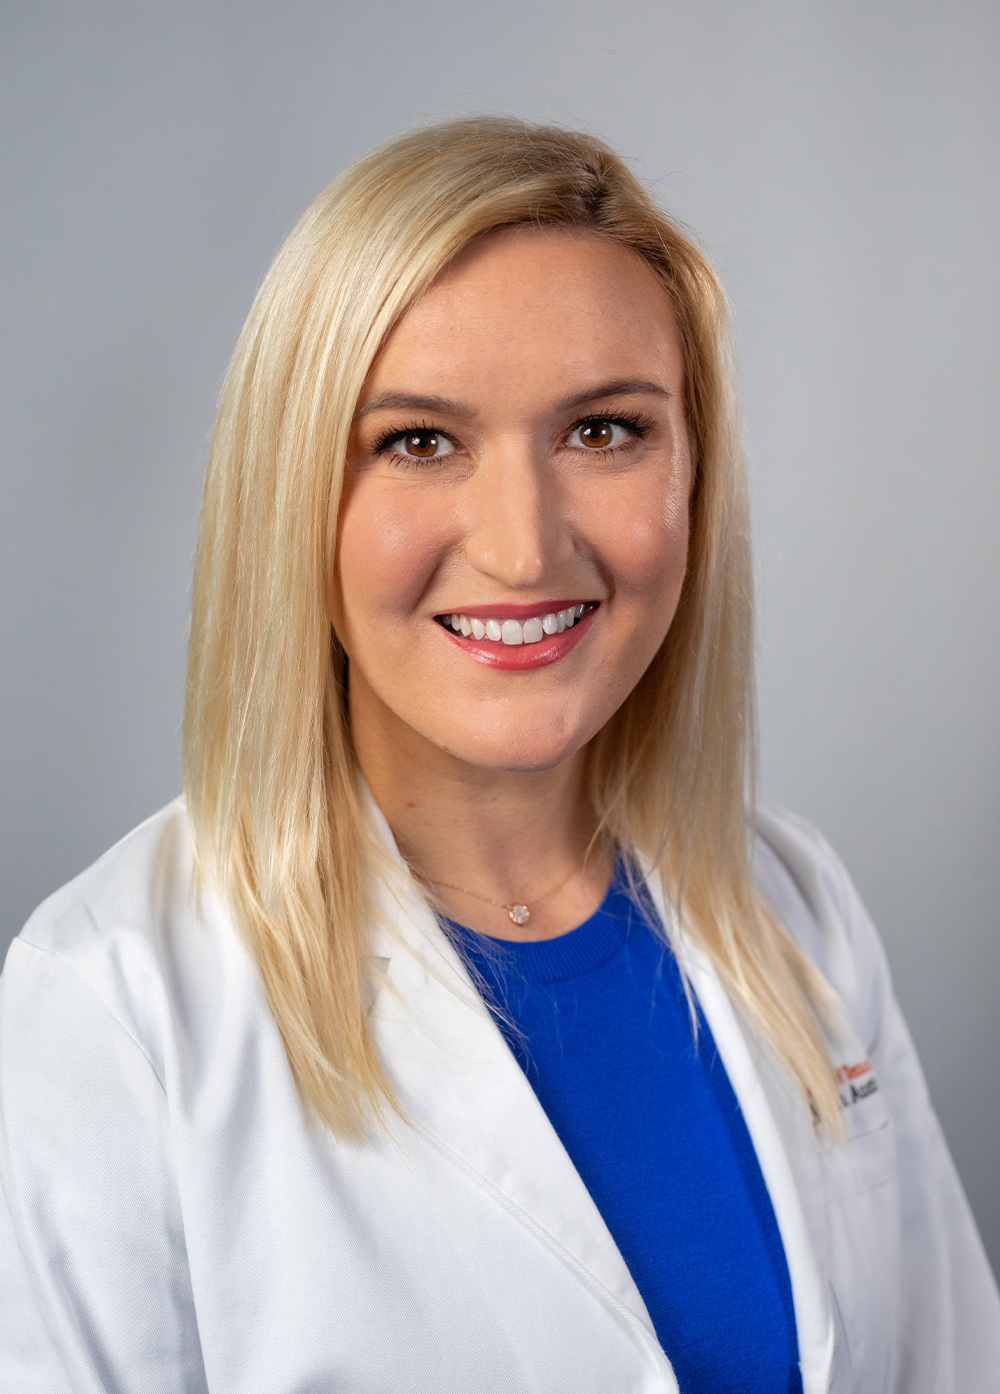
558,377,673,412
353,377,673,420
354,391,473,420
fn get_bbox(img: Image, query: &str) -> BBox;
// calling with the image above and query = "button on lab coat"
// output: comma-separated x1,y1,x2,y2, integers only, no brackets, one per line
1,796,998,1392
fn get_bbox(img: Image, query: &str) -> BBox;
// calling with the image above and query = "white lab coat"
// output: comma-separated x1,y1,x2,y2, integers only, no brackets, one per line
0,794,997,1394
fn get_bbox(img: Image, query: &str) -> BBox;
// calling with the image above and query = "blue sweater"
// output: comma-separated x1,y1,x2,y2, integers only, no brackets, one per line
445,859,802,1394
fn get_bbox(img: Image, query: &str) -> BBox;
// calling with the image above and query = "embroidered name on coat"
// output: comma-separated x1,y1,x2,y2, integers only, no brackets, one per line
836,1058,879,1105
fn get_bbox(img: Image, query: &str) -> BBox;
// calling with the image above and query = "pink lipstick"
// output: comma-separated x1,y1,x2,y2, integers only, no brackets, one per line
435,600,600,671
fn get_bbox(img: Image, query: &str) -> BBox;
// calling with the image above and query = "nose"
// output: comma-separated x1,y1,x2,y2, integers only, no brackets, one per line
463,438,574,587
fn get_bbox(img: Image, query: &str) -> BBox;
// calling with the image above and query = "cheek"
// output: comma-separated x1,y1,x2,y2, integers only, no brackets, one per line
597,484,690,607
336,485,445,631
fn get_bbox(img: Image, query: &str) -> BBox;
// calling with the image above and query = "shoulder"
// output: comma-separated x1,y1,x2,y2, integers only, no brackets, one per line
15,797,193,956
750,802,892,1040
2,799,245,1087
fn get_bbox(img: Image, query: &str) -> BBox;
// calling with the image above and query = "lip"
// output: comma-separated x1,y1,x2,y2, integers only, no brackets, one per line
435,599,597,623
435,603,599,671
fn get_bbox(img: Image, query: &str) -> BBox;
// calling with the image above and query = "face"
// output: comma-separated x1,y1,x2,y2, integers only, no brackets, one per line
336,226,693,776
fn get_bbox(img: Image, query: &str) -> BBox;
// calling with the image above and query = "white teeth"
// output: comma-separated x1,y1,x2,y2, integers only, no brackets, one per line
443,605,593,645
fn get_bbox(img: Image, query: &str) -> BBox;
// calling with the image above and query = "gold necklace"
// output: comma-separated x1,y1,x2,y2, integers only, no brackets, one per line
426,860,583,926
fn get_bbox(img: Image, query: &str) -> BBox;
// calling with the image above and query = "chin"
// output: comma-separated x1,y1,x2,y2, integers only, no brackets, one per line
436,713,594,774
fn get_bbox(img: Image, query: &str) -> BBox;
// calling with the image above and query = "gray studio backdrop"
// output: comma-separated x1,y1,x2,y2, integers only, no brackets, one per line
2,2,998,1270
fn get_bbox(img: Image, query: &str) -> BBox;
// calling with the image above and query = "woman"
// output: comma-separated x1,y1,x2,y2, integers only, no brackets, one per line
1,115,997,1393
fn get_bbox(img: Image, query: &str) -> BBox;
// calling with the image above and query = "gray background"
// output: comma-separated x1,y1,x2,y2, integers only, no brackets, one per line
2,2,997,1272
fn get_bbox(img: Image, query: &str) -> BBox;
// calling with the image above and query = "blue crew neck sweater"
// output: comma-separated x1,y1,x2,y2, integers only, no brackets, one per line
445,858,802,1394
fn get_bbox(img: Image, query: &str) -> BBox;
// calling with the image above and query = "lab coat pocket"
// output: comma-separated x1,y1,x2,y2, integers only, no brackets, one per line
827,1115,896,1197
823,1118,900,1389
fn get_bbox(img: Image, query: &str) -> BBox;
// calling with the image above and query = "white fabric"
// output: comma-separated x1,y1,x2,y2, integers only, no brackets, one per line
1,796,997,1393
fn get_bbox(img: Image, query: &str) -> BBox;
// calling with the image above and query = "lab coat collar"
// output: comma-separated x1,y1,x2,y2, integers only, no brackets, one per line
360,785,833,1394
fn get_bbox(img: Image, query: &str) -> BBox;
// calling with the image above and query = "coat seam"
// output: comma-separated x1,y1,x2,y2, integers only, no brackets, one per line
7,936,167,1096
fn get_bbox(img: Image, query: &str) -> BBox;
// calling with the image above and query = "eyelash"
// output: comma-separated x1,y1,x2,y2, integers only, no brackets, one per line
566,409,656,456
370,418,439,468
371,409,655,468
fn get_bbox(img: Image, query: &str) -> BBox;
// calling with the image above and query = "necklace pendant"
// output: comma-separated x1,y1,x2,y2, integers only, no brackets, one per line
508,904,530,926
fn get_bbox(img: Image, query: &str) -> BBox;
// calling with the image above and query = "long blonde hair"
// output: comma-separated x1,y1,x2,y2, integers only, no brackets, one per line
184,114,842,1138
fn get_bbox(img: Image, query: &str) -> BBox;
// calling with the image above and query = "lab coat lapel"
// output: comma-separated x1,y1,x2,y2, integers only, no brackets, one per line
362,797,677,1386
640,867,835,1394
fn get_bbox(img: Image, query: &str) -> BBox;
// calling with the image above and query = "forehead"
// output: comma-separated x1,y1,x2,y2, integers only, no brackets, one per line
367,226,684,402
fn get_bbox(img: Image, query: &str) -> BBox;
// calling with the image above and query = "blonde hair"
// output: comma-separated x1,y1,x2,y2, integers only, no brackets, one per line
184,114,843,1138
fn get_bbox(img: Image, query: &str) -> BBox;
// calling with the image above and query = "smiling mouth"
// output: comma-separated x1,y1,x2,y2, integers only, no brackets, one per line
435,602,599,646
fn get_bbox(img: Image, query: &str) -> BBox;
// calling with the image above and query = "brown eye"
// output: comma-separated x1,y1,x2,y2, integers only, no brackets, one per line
376,425,457,466
579,422,614,449
402,430,441,458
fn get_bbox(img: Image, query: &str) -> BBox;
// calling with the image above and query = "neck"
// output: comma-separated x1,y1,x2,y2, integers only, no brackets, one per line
351,690,613,941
